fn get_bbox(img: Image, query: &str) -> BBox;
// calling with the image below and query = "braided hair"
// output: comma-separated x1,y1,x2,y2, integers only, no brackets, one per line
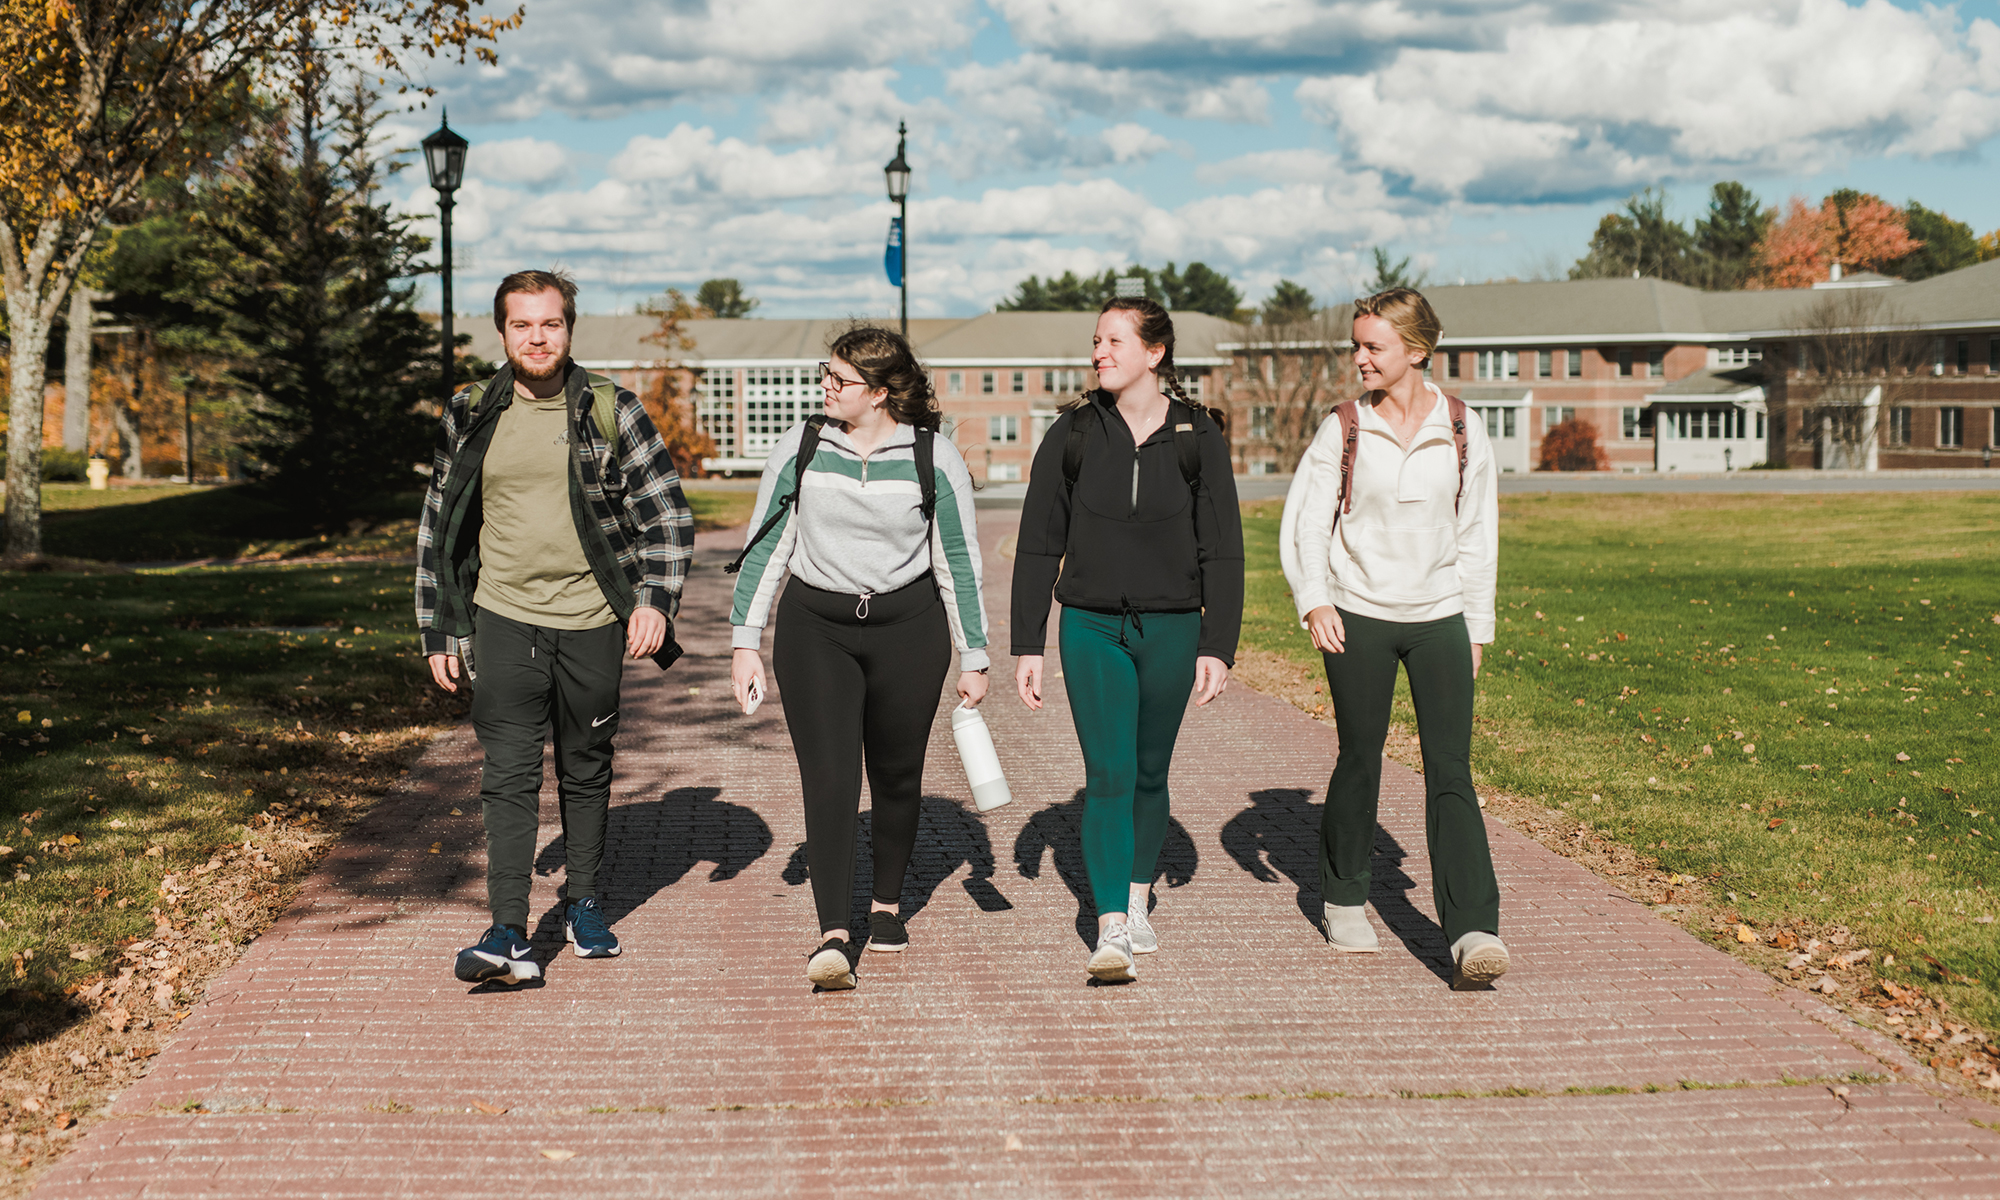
1067,295,1202,414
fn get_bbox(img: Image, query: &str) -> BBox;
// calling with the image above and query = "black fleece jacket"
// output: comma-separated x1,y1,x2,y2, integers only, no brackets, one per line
1009,392,1244,665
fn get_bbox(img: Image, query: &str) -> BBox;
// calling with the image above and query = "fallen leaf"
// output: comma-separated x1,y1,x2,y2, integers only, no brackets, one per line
1816,977,1839,994
19,1098,41,1114
428,842,442,854
53,1112,76,1130
540,1149,577,1162
471,1100,507,1115
1736,924,1757,943
67,1051,89,1070
1767,818,1784,830
1896,752,1912,762
449,808,462,816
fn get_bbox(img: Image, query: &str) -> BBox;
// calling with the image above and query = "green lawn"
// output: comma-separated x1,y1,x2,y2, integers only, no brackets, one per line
0,564,449,1002
8,481,754,564
1243,492,2000,1030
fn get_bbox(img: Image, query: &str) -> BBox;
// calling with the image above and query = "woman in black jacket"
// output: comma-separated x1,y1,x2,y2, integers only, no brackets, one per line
1010,296,1244,982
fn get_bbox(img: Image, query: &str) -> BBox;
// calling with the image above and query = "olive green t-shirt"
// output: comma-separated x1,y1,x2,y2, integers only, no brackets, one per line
473,392,617,630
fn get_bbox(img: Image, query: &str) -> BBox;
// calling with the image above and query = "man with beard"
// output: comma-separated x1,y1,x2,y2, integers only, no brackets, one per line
416,269,692,985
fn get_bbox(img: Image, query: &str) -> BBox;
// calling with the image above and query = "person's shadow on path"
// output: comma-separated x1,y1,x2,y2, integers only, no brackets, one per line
1219,787,1450,982
529,786,774,961
779,795,1014,938
1012,789,1198,949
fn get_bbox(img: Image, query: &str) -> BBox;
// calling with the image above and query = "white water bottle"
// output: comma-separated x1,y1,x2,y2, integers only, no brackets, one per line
950,703,1013,813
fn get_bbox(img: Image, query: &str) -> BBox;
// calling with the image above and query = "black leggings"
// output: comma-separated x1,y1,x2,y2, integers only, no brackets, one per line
774,576,952,935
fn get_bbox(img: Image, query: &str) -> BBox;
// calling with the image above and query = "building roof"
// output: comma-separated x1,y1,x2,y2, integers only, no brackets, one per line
464,309,1241,370
1652,367,1763,396
1408,258,2000,345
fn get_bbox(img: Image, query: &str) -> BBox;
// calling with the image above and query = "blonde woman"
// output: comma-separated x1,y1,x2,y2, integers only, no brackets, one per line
1279,287,1507,989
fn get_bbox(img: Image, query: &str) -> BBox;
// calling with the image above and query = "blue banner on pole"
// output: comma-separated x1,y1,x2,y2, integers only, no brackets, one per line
884,217,903,288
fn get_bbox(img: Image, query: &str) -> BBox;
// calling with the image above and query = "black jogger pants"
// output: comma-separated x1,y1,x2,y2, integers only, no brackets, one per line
471,608,624,932
773,576,952,936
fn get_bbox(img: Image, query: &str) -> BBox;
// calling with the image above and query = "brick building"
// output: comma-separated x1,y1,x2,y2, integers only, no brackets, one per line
465,257,1999,481
466,312,1234,483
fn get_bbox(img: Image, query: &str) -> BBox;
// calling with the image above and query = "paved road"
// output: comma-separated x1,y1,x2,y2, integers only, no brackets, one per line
35,516,2000,1198
968,470,2000,506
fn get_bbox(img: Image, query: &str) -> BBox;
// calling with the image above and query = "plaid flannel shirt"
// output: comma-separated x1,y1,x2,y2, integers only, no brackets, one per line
414,362,693,664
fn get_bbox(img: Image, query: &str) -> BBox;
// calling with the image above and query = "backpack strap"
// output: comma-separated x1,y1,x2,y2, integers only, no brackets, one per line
724,415,828,575
1171,401,1203,495
1331,400,1361,538
584,372,620,456
1445,395,1469,515
467,372,619,455
914,424,937,523
1064,396,1205,497
1062,399,1101,498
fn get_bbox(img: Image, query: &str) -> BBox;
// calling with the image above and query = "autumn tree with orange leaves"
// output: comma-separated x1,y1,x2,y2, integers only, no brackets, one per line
637,290,717,479
0,0,521,560
1751,191,1922,289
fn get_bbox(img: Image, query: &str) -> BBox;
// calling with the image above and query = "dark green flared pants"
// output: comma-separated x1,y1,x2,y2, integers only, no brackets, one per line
1320,607,1499,945
1060,606,1200,918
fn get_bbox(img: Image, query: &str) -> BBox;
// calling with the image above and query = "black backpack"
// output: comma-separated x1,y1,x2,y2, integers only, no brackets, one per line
726,415,937,575
1061,396,1203,499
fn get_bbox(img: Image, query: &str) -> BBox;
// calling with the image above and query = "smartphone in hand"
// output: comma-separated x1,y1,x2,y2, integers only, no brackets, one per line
743,675,763,716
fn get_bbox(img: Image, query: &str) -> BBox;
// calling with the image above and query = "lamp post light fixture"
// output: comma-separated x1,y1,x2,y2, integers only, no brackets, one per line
884,121,910,337
422,112,470,399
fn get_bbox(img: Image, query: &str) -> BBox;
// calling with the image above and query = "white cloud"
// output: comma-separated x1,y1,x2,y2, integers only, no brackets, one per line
1101,123,1176,164
1294,0,2000,201
466,137,573,187
609,125,871,200
439,0,975,120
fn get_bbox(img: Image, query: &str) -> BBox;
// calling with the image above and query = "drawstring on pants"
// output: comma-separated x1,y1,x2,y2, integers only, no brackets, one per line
1116,595,1145,647
855,591,874,620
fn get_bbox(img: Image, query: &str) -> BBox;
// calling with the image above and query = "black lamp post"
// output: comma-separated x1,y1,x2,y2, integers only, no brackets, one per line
422,113,469,398
884,121,910,337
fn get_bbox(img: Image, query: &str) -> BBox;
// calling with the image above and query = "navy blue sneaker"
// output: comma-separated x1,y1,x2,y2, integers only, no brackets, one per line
454,925,540,985
565,897,621,958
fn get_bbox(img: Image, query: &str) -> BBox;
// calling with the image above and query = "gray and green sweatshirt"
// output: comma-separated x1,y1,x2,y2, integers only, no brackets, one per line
729,419,990,671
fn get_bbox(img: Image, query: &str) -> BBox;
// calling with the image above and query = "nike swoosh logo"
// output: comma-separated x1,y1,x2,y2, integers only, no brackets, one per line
591,712,617,728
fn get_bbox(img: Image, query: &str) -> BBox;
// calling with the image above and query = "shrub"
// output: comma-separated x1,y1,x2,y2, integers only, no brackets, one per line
1537,419,1608,471
41,448,90,482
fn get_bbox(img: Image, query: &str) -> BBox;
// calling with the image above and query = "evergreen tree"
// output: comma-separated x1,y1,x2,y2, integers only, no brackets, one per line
1692,181,1768,289
179,64,437,517
1887,203,1981,280
1360,247,1423,293
1570,188,1696,283
996,267,1162,311
1157,262,1242,317
1262,279,1316,325
695,278,759,318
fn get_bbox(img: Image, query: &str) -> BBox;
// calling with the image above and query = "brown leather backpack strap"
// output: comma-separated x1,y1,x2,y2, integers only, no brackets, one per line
1446,395,1469,515
1331,399,1361,538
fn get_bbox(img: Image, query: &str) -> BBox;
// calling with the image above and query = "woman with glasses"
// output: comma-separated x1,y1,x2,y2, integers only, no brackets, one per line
729,326,991,991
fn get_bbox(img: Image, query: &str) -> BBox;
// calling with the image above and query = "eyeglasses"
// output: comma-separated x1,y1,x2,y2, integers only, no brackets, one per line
820,362,866,391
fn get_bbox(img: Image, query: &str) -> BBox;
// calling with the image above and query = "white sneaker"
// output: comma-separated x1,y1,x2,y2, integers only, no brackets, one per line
1452,931,1510,989
1322,903,1380,953
1126,907,1159,954
1088,923,1136,982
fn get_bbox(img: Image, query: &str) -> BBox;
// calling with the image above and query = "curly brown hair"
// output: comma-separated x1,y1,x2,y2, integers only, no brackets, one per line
827,324,941,431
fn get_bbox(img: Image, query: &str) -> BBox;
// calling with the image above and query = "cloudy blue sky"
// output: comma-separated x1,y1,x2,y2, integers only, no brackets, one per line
384,0,2000,319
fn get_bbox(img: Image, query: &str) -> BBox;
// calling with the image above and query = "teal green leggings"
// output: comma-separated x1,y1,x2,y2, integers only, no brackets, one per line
1059,607,1200,917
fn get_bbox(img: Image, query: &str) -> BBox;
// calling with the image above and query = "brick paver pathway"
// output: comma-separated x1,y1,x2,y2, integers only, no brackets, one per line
35,514,2000,1198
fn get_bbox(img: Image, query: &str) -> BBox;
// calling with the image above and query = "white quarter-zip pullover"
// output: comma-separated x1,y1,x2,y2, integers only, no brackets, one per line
1279,383,1499,642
